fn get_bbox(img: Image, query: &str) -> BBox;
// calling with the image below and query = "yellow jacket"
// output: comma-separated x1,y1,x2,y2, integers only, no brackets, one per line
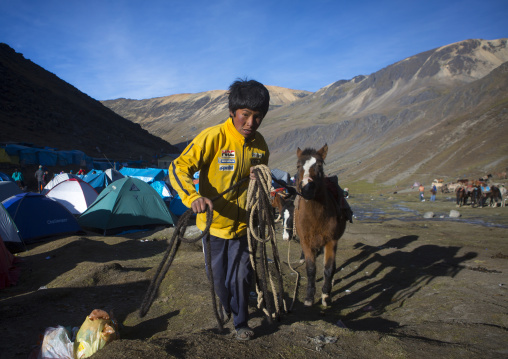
169,117,270,239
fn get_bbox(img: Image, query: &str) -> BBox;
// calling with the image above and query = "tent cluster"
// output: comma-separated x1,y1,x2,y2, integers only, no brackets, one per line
0,167,181,272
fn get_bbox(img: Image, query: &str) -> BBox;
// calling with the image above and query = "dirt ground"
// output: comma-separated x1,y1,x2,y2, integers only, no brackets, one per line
1,190,507,359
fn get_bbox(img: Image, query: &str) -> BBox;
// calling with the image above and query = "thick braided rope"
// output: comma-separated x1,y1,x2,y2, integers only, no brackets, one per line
247,165,287,322
139,178,248,329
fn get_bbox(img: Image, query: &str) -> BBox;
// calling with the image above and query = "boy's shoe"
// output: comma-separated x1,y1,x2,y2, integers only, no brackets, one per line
236,327,254,341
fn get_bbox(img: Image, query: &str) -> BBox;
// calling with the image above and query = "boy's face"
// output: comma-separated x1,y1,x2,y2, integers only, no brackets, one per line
230,108,263,139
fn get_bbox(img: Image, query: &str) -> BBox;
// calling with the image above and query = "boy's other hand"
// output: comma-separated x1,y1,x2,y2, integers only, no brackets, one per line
191,197,213,213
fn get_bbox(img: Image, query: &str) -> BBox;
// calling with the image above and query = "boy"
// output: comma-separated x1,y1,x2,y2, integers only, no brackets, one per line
169,79,270,340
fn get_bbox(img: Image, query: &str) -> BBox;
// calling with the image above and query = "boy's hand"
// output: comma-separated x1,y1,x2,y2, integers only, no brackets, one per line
250,167,257,180
191,197,213,213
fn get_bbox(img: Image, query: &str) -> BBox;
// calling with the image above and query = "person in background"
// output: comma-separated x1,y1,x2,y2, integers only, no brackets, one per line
34,165,44,193
430,185,437,201
11,168,25,190
419,183,425,202
168,79,270,341
77,168,85,175
43,171,50,187
343,187,350,199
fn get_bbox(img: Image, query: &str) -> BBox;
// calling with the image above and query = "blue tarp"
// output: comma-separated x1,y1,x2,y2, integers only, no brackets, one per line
57,151,74,166
4,144,27,157
37,149,58,166
119,167,165,184
19,148,38,165
4,145,92,167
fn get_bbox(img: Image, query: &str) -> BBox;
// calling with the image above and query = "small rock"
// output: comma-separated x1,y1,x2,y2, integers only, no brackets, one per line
449,210,461,218
423,212,434,218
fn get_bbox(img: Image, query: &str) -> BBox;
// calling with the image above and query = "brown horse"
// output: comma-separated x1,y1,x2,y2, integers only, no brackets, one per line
294,144,348,306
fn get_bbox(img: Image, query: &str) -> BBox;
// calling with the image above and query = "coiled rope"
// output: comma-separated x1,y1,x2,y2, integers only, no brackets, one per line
139,164,287,329
247,165,287,323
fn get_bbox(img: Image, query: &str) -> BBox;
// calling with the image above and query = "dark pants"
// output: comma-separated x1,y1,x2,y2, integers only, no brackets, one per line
203,234,252,329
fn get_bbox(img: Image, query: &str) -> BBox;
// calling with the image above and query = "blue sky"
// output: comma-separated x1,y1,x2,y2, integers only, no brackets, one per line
1,0,506,100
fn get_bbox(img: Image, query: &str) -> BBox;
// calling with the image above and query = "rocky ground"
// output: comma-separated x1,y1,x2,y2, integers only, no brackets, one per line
1,190,507,359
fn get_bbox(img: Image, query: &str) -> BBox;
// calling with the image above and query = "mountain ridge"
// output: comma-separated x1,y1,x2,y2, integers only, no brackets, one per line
103,38,508,185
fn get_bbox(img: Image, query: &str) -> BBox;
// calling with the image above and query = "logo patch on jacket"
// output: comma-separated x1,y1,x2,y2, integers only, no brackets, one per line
219,165,234,171
219,158,235,164
252,152,262,159
222,150,235,158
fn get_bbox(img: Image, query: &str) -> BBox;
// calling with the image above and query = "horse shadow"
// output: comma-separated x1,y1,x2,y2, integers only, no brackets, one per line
328,235,477,332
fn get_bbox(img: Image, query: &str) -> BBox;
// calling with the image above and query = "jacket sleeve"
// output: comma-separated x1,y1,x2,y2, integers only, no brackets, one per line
168,142,206,208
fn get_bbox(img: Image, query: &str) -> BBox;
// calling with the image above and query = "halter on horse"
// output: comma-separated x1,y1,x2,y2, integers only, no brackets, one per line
294,144,348,306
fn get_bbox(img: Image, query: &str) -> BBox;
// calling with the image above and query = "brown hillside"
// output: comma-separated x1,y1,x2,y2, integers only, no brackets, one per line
0,43,178,163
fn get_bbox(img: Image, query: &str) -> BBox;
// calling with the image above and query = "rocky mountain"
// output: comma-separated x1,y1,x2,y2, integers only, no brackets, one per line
104,38,508,185
0,43,177,163
102,86,311,146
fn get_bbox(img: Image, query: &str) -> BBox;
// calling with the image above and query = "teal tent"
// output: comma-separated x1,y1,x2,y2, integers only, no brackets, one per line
78,177,175,235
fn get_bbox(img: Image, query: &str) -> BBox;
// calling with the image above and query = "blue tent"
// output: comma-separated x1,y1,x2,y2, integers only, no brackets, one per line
169,183,199,217
271,168,291,189
2,193,81,243
0,172,14,182
81,169,123,193
150,180,173,199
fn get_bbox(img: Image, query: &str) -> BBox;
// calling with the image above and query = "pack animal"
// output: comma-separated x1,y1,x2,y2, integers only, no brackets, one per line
271,190,291,222
456,186,469,207
469,186,482,208
482,185,502,207
294,144,348,307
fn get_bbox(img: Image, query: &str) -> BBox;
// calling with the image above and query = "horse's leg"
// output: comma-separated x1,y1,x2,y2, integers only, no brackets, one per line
321,239,337,306
301,241,316,306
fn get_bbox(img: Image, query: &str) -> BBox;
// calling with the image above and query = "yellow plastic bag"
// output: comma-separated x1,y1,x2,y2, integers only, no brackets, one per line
74,309,118,359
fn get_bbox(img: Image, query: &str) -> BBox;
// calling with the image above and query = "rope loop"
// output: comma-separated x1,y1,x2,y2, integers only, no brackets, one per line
247,165,287,323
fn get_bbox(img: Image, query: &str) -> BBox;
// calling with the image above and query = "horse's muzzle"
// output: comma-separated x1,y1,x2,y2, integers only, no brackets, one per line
301,182,316,200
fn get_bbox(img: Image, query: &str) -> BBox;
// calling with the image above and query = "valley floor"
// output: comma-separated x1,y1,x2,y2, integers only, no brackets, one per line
1,192,507,358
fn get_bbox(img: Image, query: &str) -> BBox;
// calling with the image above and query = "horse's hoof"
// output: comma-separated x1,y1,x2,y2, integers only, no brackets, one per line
322,294,331,307
304,299,313,306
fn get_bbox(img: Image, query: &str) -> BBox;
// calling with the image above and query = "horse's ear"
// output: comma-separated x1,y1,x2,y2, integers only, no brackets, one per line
297,147,302,157
318,144,328,160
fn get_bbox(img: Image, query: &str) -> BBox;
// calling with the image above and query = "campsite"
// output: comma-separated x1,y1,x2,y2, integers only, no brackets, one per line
1,182,507,358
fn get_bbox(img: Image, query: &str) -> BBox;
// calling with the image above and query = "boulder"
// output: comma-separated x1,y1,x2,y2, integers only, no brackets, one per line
449,210,461,218
423,212,435,218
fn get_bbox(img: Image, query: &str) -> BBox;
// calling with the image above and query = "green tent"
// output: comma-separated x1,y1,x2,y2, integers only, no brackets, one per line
78,177,175,235
0,148,15,164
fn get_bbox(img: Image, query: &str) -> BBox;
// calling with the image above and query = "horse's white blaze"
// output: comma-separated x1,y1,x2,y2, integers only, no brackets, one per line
301,157,316,186
282,209,291,240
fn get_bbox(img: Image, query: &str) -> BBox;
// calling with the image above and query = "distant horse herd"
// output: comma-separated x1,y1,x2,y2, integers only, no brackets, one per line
438,176,506,208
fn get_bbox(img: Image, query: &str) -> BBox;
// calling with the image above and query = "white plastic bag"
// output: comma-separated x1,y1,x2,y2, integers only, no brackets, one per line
38,326,74,359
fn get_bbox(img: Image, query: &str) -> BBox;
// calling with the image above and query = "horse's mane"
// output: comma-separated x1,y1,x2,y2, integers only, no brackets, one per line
300,148,318,157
